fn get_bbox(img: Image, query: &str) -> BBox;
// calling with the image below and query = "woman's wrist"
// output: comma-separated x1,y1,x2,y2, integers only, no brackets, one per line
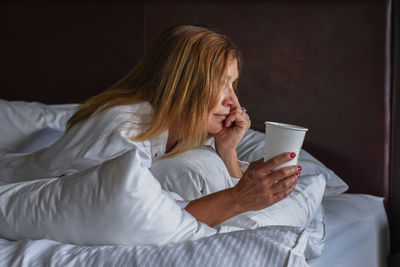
216,147,236,160
226,186,247,214
185,187,245,227
216,149,242,178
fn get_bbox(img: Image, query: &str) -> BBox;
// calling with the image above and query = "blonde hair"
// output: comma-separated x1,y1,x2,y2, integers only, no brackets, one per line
67,25,241,156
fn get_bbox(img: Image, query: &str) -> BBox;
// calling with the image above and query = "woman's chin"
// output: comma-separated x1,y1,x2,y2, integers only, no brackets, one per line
207,123,224,135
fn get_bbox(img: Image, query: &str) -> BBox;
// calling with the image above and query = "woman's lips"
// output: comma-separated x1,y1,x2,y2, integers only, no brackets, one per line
214,114,229,120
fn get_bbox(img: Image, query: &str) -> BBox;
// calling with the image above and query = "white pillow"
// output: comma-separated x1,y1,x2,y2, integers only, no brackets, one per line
0,149,217,245
0,99,78,153
151,146,235,200
150,145,325,231
218,172,326,231
237,129,349,196
151,144,327,258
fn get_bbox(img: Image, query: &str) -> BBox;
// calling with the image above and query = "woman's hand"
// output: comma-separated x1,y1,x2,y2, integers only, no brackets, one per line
211,105,251,178
212,105,251,156
229,152,300,213
185,152,300,226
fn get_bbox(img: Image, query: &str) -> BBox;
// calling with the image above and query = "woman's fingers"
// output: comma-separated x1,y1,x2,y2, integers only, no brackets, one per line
258,152,297,174
245,155,298,183
224,105,250,129
233,153,302,212
224,106,241,128
270,174,298,194
213,103,251,156
268,165,299,183
272,187,294,203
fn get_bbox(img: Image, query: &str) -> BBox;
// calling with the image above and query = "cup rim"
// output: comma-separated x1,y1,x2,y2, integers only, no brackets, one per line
265,121,308,132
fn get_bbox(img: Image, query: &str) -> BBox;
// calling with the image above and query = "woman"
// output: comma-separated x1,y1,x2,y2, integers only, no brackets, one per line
0,25,300,227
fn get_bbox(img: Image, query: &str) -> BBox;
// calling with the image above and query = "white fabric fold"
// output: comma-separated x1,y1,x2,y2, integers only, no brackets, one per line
0,102,167,183
0,150,217,246
0,225,310,267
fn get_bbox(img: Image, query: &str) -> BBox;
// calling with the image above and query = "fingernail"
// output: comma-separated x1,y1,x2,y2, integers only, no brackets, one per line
297,172,301,177
290,152,296,158
294,181,297,186
297,165,302,171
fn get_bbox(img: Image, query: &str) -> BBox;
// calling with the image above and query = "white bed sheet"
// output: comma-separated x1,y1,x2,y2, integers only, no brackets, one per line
309,194,389,267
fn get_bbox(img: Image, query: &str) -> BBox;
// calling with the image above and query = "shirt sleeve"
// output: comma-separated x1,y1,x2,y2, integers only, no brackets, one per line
165,190,190,208
238,160,250,173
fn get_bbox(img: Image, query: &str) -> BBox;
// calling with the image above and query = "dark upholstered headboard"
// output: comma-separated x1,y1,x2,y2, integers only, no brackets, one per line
1,0,398,251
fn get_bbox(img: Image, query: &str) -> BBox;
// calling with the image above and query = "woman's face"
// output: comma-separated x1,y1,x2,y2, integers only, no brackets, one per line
207,58,239,134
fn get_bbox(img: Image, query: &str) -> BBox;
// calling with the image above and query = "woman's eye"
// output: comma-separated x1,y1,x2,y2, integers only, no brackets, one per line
232,80,239,93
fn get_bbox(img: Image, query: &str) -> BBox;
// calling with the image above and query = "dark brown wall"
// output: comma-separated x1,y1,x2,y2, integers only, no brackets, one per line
0,2,145,104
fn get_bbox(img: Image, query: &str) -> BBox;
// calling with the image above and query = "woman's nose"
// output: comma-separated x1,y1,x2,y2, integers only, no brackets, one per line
222,88,239,107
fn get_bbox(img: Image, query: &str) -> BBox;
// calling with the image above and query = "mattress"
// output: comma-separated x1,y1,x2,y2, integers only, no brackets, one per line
309,194,389,267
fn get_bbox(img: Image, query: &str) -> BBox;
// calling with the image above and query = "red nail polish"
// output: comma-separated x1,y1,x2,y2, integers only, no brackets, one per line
290,152,296,158
298,166,302,171
294,181,297,186
297,172,301,177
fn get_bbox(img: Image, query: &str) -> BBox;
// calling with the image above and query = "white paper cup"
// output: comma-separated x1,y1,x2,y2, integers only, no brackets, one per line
264,121,308,170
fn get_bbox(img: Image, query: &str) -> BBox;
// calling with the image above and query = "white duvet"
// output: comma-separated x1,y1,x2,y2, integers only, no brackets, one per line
0,99,350,266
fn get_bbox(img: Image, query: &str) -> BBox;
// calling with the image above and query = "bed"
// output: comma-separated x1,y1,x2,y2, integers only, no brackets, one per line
0,100,390,266
0,0,396,266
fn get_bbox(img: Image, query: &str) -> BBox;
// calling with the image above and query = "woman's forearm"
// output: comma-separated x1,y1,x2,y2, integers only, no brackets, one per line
184,187,244,227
